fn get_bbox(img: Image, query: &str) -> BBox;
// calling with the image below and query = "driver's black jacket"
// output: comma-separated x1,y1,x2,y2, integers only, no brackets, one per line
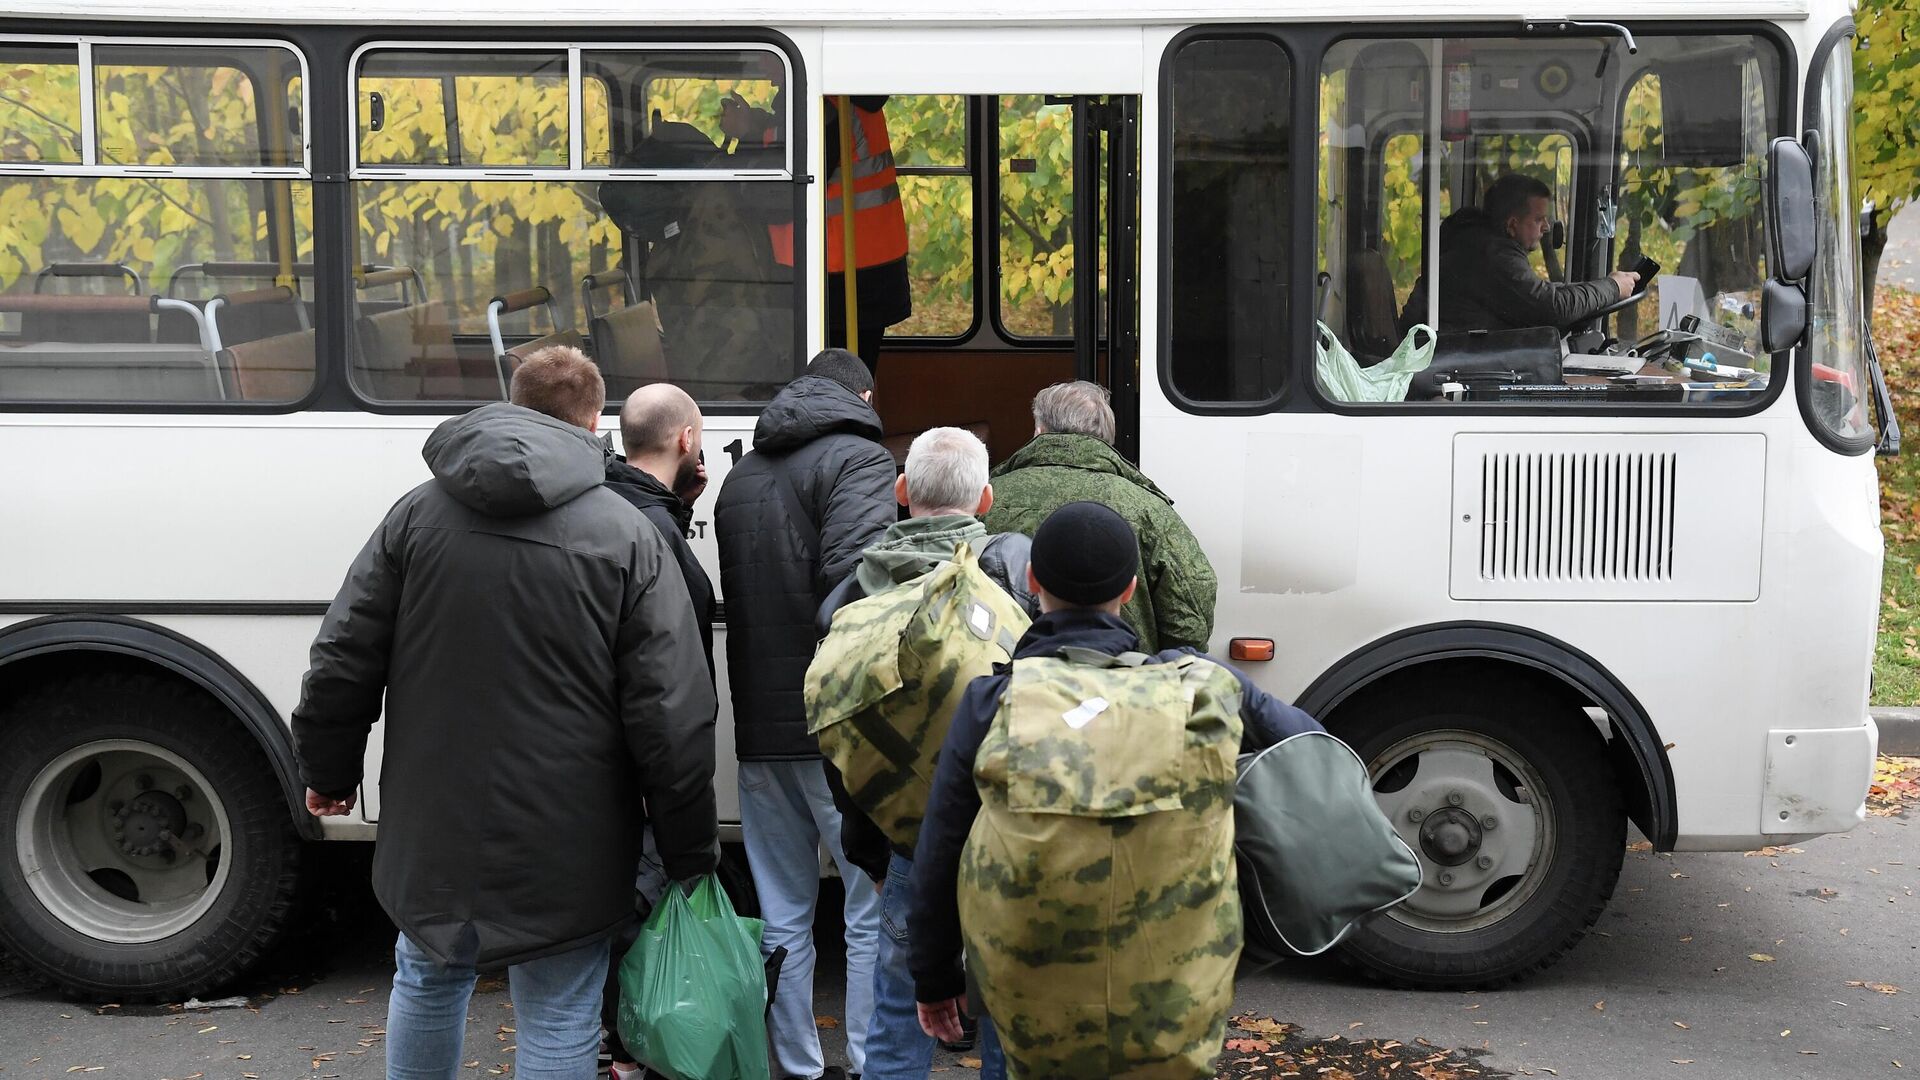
1398,208,1619,333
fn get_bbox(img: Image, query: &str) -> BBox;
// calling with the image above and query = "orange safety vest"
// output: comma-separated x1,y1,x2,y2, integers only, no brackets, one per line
770,103,908,271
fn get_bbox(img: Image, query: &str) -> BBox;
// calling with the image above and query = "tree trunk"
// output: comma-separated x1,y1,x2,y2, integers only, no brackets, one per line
1863,215,1890,329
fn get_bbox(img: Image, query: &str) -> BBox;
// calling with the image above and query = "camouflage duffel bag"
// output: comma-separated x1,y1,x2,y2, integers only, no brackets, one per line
804,542,1030,850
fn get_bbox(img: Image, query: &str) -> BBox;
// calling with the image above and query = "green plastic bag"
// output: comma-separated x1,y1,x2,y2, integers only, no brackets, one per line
616,875,771,1080
1314,321,1436,402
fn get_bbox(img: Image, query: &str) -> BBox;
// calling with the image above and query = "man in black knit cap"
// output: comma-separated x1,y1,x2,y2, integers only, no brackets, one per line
905,501,1322,1079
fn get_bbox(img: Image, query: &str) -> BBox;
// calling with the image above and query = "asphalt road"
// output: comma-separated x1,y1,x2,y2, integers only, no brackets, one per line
2,809,1915,1080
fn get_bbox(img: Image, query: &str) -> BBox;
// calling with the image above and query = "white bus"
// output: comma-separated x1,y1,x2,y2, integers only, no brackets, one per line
0,0,1890,1001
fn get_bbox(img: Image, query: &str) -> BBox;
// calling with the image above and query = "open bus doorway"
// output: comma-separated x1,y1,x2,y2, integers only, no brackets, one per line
819,93,1140,468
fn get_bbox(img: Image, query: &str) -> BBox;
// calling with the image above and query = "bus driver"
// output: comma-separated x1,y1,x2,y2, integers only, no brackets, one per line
1398,173,1640,334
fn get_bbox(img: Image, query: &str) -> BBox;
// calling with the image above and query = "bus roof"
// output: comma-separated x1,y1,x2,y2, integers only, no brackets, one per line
0,0,1813,25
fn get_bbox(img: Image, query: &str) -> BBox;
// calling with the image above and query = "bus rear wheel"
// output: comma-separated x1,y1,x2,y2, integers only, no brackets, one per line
0,674,303,1002
1334,686,1625,989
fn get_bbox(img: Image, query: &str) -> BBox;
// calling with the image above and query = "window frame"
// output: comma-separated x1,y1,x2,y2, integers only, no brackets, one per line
0,32,319,412
989,93,1083,347
1156,26,1301,415
344,37,806,415
348,40,793,181
1798,15,1876,457
1312,23,1793,418
1157,21,1798,420
885,93,983,346
0,34,311,179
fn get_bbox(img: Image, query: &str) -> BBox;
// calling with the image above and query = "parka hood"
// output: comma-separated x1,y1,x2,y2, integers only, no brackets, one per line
752,375,884,453
423,403,608,517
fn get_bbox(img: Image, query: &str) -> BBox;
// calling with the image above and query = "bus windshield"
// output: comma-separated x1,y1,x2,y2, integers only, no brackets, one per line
1317,31,1783,406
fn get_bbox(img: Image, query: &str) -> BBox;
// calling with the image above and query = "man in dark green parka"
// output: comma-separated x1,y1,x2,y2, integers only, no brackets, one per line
984,380,1217,652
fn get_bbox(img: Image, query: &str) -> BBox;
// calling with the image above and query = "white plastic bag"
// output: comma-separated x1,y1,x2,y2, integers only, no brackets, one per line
1314,322,1436,403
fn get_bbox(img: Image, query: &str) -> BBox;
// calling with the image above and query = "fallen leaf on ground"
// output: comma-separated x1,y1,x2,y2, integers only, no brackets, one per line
1750,954,1776,963
815,1015,840,1029
958,1056,982,1069
1846,981,1903,994
1673,1021,1689,1029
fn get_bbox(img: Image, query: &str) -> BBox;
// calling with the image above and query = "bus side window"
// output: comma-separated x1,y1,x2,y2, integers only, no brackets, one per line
0,41,315,406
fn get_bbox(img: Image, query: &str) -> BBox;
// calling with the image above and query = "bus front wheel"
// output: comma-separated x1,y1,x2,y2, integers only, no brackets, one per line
1334,687,1626,989
0,673,303,1002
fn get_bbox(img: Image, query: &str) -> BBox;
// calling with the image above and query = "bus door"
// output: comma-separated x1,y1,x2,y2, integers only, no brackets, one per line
815,92,1141,467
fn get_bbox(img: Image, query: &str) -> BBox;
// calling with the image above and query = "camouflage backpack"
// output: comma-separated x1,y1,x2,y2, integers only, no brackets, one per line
958,648,1245,1080
805,543,1030,851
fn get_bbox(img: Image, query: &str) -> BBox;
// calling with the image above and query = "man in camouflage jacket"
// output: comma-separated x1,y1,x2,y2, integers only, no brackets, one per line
908,503,1320,1079
984,381,1217,652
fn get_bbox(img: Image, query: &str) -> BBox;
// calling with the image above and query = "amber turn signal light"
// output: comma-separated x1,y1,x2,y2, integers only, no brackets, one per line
1229,638,1275,662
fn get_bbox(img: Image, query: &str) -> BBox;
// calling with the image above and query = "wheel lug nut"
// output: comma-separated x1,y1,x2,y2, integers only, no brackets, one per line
1482,815,1497,830
1408,808,1425,822
1477,855,1493,869
1447,792,1464,806
174,786,192,801
135,774,153,791
1439,872,1455,886
109,800,124,813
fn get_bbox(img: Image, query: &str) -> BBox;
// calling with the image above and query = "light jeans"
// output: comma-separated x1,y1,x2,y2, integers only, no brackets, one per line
739,759,881,1079
864,853,1006,1080
387,931,610,1080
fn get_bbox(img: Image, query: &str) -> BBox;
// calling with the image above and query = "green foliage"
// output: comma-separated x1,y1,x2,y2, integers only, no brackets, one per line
887,95,1080,338
0,57,309,292
1856,2,1920,222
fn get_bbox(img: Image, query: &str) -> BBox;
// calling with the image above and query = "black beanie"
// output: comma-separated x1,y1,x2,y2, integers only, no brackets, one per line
807,348,874,396
1030,502,1139,606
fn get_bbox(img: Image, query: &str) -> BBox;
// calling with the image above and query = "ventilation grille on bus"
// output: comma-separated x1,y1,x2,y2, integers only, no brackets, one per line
1476,452,1678,583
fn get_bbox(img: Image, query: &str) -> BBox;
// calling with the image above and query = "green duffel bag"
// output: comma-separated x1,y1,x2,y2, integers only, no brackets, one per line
1234,731,1423,955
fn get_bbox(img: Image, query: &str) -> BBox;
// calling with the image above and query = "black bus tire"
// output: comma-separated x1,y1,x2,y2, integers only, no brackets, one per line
0,673,303,1002
1334,687,1626,989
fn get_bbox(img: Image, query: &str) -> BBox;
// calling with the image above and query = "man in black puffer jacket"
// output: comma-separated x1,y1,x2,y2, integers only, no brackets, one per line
292,348,716,1080
715,348,895,1080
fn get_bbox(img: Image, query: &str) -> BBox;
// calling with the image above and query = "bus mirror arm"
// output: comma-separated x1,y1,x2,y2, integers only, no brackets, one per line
1522,19,1637,75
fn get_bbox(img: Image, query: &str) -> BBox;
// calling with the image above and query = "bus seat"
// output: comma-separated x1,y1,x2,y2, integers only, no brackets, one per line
354,300,465,400
219,327,315,401
880,420,991,470
16,284,151,346
210,286,307,353
590,302,668,397
1346,247,1401,362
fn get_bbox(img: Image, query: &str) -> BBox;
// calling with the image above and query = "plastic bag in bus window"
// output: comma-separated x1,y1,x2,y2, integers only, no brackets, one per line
1315,322,1436,403
616,874,771,1080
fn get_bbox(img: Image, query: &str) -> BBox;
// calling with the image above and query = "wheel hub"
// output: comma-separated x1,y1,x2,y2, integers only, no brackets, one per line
112,790,188,858
1419,806,1483,866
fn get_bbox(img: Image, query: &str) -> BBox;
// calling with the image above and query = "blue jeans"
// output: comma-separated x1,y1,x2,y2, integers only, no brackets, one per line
739,760,881,1079
865,853,1006,1080
387,931,610,1080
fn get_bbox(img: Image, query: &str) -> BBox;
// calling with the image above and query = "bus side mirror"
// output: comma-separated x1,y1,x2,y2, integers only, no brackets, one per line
1761,277,1807,353
1766,135,1815,283
1760,135,1815,354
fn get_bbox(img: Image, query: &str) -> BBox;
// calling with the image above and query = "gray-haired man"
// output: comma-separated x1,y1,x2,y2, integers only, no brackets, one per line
985,380,1218,652
814,426,1032,1080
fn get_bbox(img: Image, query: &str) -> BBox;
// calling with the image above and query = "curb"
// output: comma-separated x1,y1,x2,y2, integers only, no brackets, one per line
1871,707,1920,756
